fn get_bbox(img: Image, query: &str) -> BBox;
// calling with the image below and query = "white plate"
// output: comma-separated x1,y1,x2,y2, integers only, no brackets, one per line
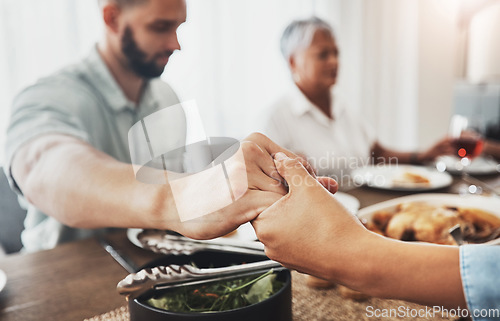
333,192,360,214
357,193,500,221
127,194,360,250
0,269,6,294
127,222,258,251
436,155,500,175
352,165,453,191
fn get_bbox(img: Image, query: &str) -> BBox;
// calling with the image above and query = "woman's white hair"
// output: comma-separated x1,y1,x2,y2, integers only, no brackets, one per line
98,0,149,8
280,17,334,61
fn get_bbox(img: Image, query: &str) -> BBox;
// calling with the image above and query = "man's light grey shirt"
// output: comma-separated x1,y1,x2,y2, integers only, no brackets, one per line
4,47,180,251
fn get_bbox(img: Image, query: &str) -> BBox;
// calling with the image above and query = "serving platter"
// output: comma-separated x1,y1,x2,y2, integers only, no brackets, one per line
357,193,500,246
352,165,453,191
357,193,500,221
128,220,259,250
127,225,263,255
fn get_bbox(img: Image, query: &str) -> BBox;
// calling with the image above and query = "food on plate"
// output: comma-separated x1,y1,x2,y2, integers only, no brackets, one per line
385,203,460,244
339,201,500,302
458,208,500,242
364,202,500,245
145,269,284,313
392,172,430,186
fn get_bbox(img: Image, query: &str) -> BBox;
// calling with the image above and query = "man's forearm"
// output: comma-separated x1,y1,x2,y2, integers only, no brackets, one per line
12,135,173,229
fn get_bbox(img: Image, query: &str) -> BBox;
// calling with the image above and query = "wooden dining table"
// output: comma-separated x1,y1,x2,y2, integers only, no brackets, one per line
1,173,499,321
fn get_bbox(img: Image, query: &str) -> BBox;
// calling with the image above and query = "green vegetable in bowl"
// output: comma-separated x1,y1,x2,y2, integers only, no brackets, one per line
146,269,284,313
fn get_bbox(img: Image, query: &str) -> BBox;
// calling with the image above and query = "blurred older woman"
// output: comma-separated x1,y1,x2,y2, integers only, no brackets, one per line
264,17,452,181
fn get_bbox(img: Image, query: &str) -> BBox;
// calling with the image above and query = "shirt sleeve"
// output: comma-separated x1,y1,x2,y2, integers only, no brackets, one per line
4,79,91,195
460,244,500,321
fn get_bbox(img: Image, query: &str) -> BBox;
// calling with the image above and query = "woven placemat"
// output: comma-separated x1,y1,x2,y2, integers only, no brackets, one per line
85,271,456,321
290,272,455,321
85,306,129,321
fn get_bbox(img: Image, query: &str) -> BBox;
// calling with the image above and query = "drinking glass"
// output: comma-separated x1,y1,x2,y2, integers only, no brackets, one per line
448,114,485,194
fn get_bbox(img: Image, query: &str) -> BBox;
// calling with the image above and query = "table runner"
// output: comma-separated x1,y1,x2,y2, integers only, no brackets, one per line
85,271,458,321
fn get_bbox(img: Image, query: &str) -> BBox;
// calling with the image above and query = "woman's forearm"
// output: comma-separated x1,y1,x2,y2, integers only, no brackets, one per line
332,232,467,309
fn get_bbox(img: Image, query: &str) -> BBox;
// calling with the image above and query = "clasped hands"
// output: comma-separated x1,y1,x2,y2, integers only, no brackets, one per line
172,133,367,279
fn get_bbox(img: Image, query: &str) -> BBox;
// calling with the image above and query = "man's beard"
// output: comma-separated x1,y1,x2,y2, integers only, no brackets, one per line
121,26,172,79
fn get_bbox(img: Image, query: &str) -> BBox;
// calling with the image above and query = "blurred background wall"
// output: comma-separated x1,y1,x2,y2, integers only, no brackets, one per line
1,0,499,164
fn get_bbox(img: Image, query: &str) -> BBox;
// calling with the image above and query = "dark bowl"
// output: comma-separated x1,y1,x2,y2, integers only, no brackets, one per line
128,251,292,321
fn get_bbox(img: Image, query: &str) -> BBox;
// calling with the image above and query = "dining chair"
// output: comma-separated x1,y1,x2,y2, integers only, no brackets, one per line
0,167,26,254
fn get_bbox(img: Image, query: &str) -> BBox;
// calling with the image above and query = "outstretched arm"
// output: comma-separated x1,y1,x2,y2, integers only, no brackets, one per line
372,137,455,165
11,132,307,239
252,153,466,309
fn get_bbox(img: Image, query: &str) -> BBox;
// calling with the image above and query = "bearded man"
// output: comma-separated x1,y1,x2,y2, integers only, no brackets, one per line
4,0,317,251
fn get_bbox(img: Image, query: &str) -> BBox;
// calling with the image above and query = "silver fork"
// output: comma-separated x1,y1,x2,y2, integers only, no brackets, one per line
449,224,500,246
448,224,465,245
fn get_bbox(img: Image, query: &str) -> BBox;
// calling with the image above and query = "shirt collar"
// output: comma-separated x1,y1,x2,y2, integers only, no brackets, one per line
289,84,313,116
84,46,158,113
139,81,160,111
289,84,344,126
